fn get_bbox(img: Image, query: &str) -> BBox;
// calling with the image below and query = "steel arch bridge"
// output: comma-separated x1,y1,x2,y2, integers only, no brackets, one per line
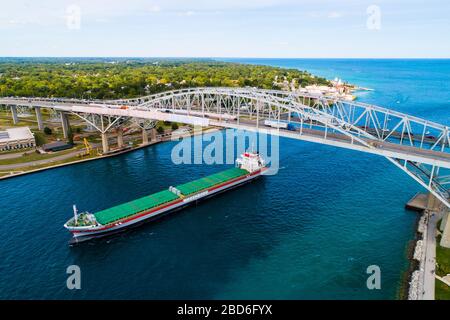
2,87,450,208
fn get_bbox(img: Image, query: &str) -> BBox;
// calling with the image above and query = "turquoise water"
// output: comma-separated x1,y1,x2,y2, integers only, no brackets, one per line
1,59,449,299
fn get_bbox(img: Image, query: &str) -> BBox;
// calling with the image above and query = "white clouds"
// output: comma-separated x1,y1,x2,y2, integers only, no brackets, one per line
308,11,343,19
327,11,343,19
148,5,161,13
178,11,196,17
1,0,449,58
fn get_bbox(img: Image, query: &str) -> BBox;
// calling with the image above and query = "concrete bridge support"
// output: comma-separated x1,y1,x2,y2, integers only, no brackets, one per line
427,193,441,211
117,128,124,148
101,133,109,154
10,106,18,124
142,128,149,145
35,107,44,131
427,193,442,211
150,128,156,141
60,112,70,139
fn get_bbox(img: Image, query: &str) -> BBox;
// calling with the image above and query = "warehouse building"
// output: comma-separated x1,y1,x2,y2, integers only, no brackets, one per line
42,141,73,152
0,127,36,151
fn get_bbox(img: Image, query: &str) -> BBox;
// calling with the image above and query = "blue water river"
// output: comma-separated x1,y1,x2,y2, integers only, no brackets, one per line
0,59,449,299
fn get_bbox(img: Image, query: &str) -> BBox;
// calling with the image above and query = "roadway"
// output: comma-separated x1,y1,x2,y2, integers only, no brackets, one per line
0,149,88,171
3,97,450,169
221,118,450,169
421,210,443,300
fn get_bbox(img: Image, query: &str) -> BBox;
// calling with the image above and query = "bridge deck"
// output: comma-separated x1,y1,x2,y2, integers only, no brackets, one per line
226,119,450,169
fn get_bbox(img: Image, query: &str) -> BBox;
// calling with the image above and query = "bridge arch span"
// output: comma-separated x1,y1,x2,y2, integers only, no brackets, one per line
1,87,450,208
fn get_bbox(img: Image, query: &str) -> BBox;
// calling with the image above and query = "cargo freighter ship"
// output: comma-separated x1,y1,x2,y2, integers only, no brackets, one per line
64,151,267,243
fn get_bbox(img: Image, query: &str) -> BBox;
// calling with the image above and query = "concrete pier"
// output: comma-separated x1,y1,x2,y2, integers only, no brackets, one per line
10,106,18,124
35,107,44,131
60,112,70,139
406,192,441,212
101,132,109,154
117,128,124,148
427,194,441,212
142,128,149,145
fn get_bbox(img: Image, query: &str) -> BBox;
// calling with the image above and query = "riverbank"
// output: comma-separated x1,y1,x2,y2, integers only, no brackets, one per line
435,222,450,299
1,59,447,299
406,213,428,300
397,212,421,300
405,206,447,300
0,126,222,181
0,140,161,180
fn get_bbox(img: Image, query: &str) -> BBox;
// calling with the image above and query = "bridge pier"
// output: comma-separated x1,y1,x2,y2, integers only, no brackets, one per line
427,193,441,212
142,128,149,145
60,112,70,139
35,107,44,131
117,128,124,148
150,128,156,141
10,106,18,124
4,88,450,212
101,132,109,154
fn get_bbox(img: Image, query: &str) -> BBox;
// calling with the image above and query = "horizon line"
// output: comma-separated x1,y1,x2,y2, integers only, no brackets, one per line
0,56,449,60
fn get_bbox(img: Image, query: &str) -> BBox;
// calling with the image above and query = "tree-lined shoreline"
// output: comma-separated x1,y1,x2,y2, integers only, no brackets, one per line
0,58,329,99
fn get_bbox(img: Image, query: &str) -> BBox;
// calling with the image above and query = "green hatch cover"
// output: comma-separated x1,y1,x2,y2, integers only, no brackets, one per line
95,190,179,225
94,167,249,225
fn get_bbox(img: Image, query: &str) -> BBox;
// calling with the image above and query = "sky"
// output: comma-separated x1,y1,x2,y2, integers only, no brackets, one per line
0,0,449,58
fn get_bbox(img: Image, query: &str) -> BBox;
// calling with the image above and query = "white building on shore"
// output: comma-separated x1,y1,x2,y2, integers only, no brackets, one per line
0,127,36,151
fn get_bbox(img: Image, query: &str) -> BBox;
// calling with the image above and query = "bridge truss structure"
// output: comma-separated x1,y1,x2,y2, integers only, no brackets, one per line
2,87,450,208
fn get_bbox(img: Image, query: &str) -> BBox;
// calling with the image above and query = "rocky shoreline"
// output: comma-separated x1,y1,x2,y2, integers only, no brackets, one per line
407,213,427,300
397,212,422,300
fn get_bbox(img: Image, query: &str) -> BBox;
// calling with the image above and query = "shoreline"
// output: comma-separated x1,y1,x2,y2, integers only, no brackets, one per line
0,127,222,181
398,211,423,300
0,141,162,181
404,207,442,300
397,211,421,299
1,121,438,299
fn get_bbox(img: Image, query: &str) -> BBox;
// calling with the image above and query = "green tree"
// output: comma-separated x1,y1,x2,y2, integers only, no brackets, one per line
67,128,74,145
0,58,330,99
43,126,52,135
157,126,164,134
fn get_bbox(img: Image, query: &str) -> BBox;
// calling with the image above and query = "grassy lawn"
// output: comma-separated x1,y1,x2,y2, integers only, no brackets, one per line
436,236,450,277
156,120,182,132
0,146,82,165
0,115,38,128
0,113,68,144
435,232,450,300
0,153,98,178
436,279,450,300
0,126,188,178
